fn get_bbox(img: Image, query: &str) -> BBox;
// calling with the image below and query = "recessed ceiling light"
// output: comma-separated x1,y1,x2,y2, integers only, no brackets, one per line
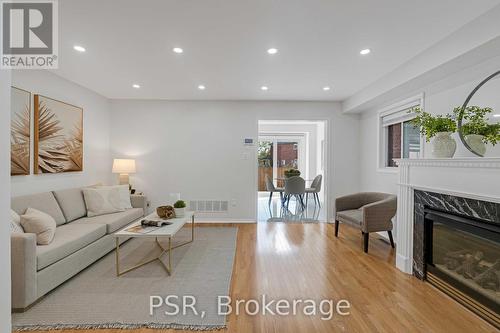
493,114,500,118
323,86,331,91
173,47,183,54
267,48,278,55
73,45,86,52
132,84,140,89
261,86,269,91
360,48,371,55
198,85,206,90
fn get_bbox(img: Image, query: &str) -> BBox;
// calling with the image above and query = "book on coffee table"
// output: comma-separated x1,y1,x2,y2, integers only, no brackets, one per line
125,220,173,234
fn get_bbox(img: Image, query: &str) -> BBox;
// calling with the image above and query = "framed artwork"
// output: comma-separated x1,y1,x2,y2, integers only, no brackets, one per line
11,87,31,176
34,94,83,173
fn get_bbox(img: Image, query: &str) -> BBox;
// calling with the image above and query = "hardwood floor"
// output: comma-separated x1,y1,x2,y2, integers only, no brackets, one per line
30,223,496,333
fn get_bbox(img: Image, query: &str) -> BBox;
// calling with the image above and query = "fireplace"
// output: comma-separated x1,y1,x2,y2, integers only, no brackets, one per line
413,190,500,328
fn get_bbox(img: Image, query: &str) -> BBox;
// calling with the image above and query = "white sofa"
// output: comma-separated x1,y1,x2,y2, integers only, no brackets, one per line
11,187,146,311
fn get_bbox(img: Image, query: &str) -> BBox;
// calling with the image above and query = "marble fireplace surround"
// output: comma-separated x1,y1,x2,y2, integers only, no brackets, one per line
395,158,500,274
412,189,500,279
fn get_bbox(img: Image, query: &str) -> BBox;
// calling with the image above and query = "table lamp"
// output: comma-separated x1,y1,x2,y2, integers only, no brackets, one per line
112,159,136,185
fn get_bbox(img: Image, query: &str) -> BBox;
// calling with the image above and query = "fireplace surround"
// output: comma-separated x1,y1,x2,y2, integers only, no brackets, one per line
395,158,500,329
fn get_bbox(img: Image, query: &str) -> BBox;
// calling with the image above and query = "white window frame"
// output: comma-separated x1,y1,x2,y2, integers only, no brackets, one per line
377,93,425,173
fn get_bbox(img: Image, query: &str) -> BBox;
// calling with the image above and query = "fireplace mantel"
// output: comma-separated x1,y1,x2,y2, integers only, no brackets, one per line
394,158,500,274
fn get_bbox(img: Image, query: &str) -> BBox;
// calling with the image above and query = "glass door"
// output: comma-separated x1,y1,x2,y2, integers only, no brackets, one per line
258,135,305,190
258,140,273,191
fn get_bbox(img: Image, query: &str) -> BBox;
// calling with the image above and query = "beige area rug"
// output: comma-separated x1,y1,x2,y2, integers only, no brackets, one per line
12,227,238,331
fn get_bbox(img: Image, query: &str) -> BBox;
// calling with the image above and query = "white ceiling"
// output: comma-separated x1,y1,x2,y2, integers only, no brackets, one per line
53,0,500,101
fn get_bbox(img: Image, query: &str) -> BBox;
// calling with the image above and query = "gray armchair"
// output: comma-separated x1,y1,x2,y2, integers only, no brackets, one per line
334,192,397,253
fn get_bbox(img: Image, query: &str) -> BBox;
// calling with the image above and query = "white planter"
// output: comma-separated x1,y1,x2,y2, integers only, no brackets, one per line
465,134,487,156
174,207,185,217
431,132,456,158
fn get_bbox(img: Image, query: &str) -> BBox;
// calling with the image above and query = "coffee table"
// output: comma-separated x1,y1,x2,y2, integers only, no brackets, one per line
113,211,195,277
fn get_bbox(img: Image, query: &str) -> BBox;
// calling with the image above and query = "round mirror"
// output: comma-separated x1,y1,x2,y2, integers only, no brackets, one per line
457,71,500,157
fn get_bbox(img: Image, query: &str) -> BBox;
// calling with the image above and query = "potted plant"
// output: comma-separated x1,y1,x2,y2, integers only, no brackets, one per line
173,200,186,217
409,107,457,158
454,106,500,156
283,168,301,178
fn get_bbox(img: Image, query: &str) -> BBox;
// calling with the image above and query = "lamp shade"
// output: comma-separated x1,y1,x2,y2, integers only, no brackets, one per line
112,159,136,174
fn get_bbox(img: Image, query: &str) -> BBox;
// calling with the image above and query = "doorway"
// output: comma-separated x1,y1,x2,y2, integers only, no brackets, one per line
257,120,327,223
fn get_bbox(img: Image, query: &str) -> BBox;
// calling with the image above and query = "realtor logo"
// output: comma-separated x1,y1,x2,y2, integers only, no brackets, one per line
1,0,58,69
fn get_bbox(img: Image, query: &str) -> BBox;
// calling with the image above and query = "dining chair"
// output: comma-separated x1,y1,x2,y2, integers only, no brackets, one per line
265,174,284,206
305,174,323,207
284,176,306,211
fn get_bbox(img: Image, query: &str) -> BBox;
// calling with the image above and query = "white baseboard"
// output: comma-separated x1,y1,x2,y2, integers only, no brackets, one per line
396,254,413,274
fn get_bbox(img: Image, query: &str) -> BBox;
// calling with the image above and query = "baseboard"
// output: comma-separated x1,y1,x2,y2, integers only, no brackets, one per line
396,253,413,274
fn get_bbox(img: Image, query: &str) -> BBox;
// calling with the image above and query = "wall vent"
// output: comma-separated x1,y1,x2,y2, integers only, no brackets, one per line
188,200,229,212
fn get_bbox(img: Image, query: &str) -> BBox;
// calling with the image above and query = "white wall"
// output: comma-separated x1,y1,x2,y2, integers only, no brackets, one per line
110,100,360,221
359,73,500,197
1,70,12,332
11,70,112,196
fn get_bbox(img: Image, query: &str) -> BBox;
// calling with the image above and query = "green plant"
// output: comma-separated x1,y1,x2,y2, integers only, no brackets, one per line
284,169,301,178
409,107,457,142
453,106,500,145
173,200,186,208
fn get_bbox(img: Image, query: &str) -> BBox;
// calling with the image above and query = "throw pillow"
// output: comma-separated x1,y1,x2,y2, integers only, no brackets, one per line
20,208,56,245
83,187,124,217
87,184,132,209
10,209,24,233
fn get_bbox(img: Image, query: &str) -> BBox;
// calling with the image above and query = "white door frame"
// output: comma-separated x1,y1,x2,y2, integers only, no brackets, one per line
256,120,329,222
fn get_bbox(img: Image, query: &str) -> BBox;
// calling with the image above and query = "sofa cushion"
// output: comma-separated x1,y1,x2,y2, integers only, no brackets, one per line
12,192,66,226
82,187,124,217
10,209,24,233
36,223,106,270
72,208,144,234
21,208,57,245
53,188,87,222
337,209,363,226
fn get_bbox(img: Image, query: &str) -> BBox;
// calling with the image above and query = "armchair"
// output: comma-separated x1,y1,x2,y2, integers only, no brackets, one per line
334,192,397,253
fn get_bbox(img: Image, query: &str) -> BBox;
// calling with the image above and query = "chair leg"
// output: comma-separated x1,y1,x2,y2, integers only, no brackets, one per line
299,195,305,210
279,192,284,205
334,220,339,237
268,192,273,206
305,193,309,207
315,193,321,208
388,231,395,248
362,232,369,253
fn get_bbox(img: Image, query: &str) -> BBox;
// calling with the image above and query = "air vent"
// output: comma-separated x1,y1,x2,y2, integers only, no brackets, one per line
188,200,229,212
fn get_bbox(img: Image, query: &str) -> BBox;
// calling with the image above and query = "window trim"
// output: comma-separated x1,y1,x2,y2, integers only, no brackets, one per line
377,93,425,173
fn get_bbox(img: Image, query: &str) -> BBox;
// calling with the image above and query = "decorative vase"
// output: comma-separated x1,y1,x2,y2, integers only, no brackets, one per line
157,205,176,219
465,134,487,156
432,132,456,158
174,207,185,217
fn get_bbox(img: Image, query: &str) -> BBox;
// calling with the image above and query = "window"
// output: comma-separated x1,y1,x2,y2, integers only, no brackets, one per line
378,95,424,170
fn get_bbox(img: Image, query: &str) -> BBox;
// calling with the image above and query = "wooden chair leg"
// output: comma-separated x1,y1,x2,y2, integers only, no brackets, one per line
363,232,369,253
388,230,395,248
268,192,273,206
334,220,339,237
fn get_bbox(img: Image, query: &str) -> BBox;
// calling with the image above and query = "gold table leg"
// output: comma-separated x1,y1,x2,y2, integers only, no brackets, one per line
115,215,195,277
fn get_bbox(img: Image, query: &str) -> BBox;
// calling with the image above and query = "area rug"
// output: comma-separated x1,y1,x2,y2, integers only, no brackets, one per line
12,227,238,331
